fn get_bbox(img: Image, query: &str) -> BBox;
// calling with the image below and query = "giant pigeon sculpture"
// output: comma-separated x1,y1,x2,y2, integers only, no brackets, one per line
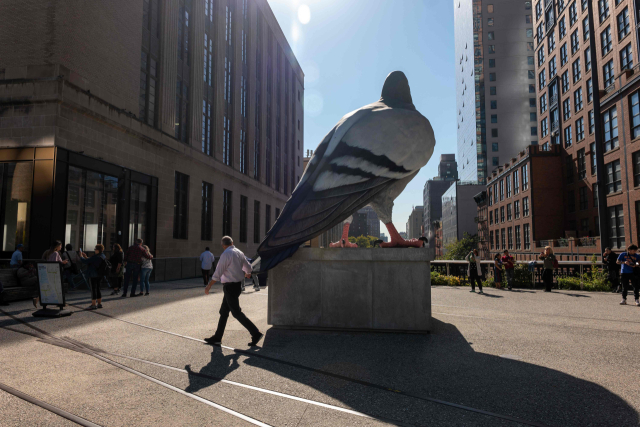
256,71,435,271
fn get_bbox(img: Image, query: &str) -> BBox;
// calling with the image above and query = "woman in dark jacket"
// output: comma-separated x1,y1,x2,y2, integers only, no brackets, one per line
109,243,124,295
80,244,106,310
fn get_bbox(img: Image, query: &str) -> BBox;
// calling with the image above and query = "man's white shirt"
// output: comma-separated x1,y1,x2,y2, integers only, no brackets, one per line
211,246,252,283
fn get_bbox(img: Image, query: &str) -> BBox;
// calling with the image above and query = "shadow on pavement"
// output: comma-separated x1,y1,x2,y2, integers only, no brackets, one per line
185,319,637,427
184,348,241,394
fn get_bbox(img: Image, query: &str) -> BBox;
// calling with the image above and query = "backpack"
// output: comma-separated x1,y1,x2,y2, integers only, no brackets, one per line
64,251,80,275
97,256,111,276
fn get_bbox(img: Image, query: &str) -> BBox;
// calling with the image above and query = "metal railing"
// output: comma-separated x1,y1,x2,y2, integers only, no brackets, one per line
551,120,559,132
545,0,554,10
431,260,602,289
550,93,558,106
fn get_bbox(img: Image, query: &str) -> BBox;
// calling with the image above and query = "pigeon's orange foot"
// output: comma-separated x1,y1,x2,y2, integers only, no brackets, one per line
379,237,427,248
329,240,358,248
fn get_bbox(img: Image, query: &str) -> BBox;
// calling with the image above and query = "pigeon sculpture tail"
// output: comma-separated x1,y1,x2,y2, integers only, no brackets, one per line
256,71,435,272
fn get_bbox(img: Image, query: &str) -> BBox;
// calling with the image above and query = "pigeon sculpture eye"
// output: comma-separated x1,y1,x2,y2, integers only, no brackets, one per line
255,71,436,271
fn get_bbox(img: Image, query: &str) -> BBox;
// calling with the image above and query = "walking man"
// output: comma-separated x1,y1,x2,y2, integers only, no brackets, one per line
199,247,215,287
617,244,640,306
603,247,620,292
502,249,515,291
204,236,263,346
121,238,148,298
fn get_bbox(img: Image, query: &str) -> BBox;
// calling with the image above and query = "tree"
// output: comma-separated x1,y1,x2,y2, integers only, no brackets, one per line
348,235,379,248
440,233,479,260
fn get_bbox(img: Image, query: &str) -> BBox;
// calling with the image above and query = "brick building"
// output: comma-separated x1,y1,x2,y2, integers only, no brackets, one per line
0,0,303,258
485,145,564,259
534,0,640,250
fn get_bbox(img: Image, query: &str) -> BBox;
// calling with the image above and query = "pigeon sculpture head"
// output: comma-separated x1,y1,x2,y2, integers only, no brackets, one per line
380,71,414,107
255,71,435,272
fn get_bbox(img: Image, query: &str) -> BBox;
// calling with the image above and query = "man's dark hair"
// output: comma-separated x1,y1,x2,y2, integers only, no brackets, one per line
135,238,143,245
205,247,210,251
65,244,73,251
628,244,638,251
503,250,508,253
221,236,233,246
604,247,611,251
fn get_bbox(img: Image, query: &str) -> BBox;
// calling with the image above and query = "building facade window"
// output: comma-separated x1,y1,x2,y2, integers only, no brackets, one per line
139,0,161,128
583,16,590,41
564,125,573,147
507,203,512,221
203,2,215,157
501,228,506,250
620,44,633,70
522,164,529,190
254,200,261,243
500,179,504,200
563,98,572,121
572,58,581,83
500,206,505,222
609,205,625,249
222,0,235,167
490,230,494,249
559,17,567,39
577,148,586,179
515,225,521,249
254,12,263,180
635,151,640,186
585,46,591,71
175,0,192,143
576,117,585,141
524,223,531,249
574,88,583,112
605,160,622,193
603,106,619,151
239,195,248,243
560,43,568,65
265,204,271,234
201,182,213,240
514,200,520,218
587,78,593,102
599,0,610,23
603,59,615,88
571,29,579,54
507,227,513,250
523,197,530,216
579,186,588,210
618,7,630,40
514,169,519,194
174,172,189,239
590,142,597,174
632,91,640,139
569,1,577,25
220,189,232,237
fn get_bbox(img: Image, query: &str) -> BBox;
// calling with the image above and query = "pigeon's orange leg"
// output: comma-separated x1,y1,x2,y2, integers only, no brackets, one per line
329,222,358,248
379,222,426,248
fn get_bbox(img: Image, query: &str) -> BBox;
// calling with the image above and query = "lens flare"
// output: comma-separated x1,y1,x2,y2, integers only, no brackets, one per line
305,89,323,117
298,4,311,25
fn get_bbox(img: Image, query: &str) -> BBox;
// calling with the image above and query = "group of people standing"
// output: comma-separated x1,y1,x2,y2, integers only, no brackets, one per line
465,249,517,293
7,238,154,310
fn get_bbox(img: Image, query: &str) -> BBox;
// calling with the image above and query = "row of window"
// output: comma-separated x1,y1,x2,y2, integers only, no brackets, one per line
173,171,280,243
489,197,530,225
488,164,529,206
489,224,531,251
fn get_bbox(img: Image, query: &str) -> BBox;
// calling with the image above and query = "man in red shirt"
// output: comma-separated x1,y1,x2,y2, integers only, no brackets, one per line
501,249,515,291
121,238,149,297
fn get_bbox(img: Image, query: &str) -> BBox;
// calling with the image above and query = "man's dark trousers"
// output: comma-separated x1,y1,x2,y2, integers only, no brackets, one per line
212,282,260,339
122,263,142,296
202,268,211,286
621,273,640,300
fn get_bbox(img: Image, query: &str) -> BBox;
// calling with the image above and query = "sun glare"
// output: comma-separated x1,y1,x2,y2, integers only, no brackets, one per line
297,4,311,24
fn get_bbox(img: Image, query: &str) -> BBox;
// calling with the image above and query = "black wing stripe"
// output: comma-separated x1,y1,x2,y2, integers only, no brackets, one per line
331,143,410,174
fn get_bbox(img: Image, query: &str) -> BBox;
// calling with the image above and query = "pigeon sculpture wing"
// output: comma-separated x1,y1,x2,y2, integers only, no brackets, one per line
256,71,435,271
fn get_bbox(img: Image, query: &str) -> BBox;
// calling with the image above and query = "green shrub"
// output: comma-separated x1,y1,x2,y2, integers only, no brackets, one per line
430,272,462,286
557,257,611,292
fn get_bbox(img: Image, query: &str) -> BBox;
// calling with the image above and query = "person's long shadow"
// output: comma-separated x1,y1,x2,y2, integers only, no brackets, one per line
220,319,637,427
184,347,241,394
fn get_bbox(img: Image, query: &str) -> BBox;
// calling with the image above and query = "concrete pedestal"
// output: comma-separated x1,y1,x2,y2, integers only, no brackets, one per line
268,248,431,333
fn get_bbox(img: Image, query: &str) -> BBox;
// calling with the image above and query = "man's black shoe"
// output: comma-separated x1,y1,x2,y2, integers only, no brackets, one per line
204,336,221,345
130,294,138,297
120,293,127,298
248,332,263,346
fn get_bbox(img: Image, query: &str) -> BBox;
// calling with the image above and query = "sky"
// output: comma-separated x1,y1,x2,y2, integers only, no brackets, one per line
268,0,457,233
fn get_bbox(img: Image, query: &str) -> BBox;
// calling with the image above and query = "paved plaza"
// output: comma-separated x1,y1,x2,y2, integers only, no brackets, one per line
1,281,639,426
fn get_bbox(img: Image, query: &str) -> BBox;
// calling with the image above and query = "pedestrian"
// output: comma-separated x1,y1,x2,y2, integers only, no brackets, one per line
109,244,124,295
493,253,503,289
617,244,640,306
466,249,483,294
603,247,620,293
139,245,154,296
539,246,557,292
199,247,215,287
61,244,81,289
121,238,149,298
204,236,263,347
10,244,24,269
502,249,515,291
17,262,39,308
80,244,107,310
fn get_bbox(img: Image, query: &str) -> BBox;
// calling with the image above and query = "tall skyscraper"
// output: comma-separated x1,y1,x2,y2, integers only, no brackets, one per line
423,154,458,249
454,0,538,183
